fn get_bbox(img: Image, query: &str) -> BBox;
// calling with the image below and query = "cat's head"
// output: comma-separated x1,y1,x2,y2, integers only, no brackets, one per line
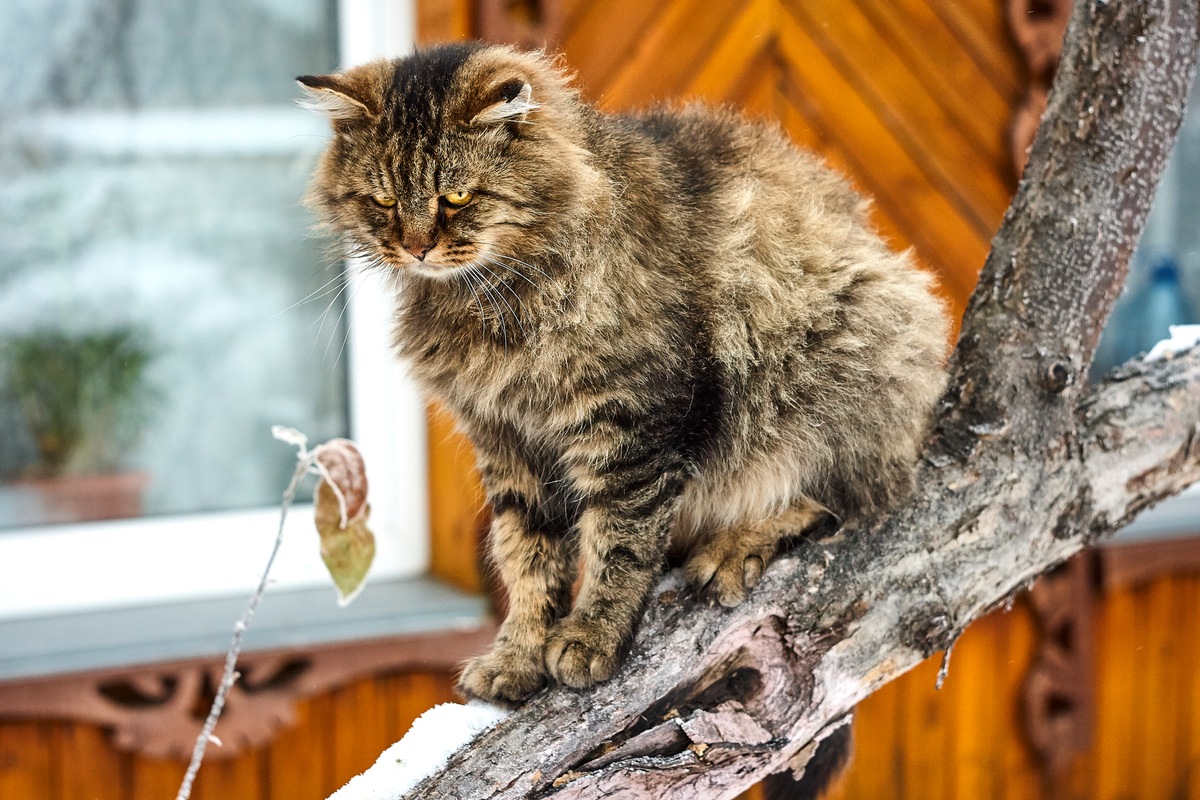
299,43,593,280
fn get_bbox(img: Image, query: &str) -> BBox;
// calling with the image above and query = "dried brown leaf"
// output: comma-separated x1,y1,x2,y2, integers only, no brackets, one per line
314,476,375,605
311,438,369,528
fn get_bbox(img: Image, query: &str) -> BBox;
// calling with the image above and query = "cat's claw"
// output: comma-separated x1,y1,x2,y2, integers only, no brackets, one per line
457,648,546,706
544,618,620,689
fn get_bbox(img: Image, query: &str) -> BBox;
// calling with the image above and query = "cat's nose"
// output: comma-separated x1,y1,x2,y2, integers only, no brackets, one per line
402,234,434,261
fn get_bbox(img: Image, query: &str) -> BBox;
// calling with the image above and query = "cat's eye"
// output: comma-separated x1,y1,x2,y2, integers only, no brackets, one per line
442,191,474,208
372,194,397,208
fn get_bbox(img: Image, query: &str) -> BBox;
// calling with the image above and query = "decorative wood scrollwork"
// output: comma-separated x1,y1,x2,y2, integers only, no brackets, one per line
1008,0,1072,174
1021,552,1097,773
0,627,493,759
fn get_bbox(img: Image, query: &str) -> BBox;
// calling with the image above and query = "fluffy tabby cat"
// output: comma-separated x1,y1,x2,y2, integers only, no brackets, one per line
299,42,949,707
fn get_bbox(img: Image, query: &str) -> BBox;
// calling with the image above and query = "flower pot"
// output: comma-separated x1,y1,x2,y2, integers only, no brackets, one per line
3,471,150,527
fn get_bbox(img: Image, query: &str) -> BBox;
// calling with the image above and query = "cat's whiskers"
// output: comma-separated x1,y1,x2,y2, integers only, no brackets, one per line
259,268,347,327
456,267,490,339
487,250,569,302
464,264,510,352
473,260,530,341
311,272,355,357
324,271,369,366
476,253,551,308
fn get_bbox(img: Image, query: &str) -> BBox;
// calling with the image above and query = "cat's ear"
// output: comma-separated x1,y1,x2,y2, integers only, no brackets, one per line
297,73,380,123
471,79,538,126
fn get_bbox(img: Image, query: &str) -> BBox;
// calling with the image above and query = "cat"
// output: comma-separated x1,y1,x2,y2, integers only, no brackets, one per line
299,42,949,707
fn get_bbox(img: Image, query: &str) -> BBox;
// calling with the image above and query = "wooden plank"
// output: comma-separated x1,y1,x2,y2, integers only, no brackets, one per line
853,0,1015,169
190,749,264,800
53,722,130,800
560,0,675,100
1092,584,1142,800
330,678,394,788
559,0,590,39
733,58,781,124
388,670,460,735
783,0,1010,239
1185,576,1200,800
921,0,1022,100
427,404,487,594
834,672,904,800
1138,578,1181,798
267,694,335,800
416,0,472,44
0,721,55,799
947,611,1004,800
682,0,775,104
130,754,186,800
897,655,950,800
997,599,1041,800
775,11,987,303
599,0,748,109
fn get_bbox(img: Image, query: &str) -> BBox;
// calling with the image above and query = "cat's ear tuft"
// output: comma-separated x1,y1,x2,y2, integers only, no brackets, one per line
471,81,537,126
297,74,379,123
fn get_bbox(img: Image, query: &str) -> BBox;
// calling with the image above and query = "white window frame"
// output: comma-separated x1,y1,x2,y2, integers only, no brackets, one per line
0,0,424,621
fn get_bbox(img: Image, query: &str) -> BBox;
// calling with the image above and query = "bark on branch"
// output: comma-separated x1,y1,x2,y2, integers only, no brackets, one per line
403,1,1200,797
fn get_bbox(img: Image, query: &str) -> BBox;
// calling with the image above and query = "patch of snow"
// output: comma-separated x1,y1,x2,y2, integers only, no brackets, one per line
327,702,512,800
1144,325,1200,362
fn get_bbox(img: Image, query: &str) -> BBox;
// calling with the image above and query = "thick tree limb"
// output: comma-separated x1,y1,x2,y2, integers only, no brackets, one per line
401,1,1200,797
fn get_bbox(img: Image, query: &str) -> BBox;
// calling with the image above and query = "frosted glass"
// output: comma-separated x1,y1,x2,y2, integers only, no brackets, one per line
0,0,347,526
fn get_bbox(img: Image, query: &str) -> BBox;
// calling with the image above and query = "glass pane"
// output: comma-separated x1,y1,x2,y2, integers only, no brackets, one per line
0,0,346,527
1092,78,1200,379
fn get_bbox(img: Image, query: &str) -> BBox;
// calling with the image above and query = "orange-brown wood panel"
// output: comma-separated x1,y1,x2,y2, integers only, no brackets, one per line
784,0,1011,237
53,723,130,800
0,721,55,799
266,693,337,800
0,668,459,800
1093,579,1142,799
427,405,488,594
776,17,985,301
416,0,473,43
1187,576,1200,800
130,755,185,800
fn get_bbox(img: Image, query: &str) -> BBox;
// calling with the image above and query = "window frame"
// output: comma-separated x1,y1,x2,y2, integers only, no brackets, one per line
0,0,424,622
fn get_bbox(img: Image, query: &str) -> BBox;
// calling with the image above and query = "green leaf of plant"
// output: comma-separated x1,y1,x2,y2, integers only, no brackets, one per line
314,477,375,606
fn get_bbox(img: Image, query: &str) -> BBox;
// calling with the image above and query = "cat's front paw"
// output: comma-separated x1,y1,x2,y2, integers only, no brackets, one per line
457,646,546,706
544,617,621,689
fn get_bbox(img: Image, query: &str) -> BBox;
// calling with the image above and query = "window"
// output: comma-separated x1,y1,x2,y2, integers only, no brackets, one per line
0,0,425,618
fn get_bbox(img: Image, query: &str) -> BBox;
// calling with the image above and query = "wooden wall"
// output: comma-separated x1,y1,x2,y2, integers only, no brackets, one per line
3,574,1199,799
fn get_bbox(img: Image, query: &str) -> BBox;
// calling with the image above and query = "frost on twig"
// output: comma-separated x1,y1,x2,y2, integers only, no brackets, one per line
175,426,376,800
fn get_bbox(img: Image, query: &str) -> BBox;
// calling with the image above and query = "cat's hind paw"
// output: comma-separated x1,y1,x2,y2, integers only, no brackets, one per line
457,647,546,706
683,536,776,608
544,617,620,689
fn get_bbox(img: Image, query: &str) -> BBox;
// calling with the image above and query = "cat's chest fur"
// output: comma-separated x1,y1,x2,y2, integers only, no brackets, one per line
396,263,702,472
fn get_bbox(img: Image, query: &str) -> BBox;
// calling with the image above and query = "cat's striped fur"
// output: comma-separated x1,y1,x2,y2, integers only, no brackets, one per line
300,42,949,705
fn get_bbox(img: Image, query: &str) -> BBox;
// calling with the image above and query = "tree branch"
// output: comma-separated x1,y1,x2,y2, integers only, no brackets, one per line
396,1,1200,797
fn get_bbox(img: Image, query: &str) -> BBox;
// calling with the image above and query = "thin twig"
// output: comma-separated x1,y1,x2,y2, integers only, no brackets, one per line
175,454,312,800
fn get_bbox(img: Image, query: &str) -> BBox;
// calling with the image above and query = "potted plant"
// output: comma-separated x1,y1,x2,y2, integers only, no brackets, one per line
3,327,158,525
